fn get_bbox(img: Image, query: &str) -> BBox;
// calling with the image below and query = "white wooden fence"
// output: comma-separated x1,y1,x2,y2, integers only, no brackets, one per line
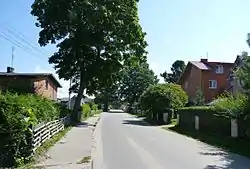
32,116,70,152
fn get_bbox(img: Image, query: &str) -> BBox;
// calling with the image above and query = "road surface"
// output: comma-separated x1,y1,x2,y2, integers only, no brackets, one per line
94,112,250,169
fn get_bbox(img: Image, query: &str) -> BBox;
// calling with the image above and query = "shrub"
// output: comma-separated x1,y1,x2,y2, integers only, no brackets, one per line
82,103,91,118
139,83,188,120
213,94,247,118
193,87,205,106
0,92,70,167
91,103,98,112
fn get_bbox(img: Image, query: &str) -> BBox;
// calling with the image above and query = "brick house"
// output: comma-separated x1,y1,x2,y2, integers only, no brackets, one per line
179,59,234,103
0,68,62,100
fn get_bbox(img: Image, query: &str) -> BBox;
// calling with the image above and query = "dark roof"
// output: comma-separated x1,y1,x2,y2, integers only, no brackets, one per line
0,72,62,88
190,61,211,70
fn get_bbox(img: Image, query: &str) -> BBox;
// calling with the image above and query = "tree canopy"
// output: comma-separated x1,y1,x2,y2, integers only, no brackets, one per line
236,51,250,90
119,62,158,108
160,60,186,83
31,0,147,121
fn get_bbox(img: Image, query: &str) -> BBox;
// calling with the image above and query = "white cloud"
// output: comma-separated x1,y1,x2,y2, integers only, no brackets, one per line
33,66,70,98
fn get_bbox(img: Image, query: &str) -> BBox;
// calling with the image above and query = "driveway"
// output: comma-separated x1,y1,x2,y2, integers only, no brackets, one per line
93,112,250,169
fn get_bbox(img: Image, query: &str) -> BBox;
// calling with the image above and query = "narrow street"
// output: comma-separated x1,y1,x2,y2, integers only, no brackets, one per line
93,112,250,169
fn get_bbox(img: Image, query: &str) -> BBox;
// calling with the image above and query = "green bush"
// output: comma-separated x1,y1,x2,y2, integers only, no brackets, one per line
91,103,98,112
0,92,70,167
213,94,247,118
139,83,188,120
82,103,91,119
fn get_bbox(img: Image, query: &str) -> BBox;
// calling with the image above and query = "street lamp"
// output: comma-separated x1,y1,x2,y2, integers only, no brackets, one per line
247,33,250,47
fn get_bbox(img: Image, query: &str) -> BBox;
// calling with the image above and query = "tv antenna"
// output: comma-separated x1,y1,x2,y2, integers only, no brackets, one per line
11,46,14,67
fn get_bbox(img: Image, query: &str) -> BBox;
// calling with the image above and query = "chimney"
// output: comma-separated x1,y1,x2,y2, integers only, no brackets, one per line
7,67,14,73
200,59,208,63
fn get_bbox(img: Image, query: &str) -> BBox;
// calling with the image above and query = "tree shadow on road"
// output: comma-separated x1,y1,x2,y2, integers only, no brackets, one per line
122,119,152,126
200,146,250,169
165,126,250,169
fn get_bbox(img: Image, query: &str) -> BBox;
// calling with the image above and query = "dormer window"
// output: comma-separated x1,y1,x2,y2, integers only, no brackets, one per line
215,65,224,74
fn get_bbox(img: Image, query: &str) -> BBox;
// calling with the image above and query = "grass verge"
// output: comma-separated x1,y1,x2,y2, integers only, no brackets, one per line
18,126,72,169
163,124,250,157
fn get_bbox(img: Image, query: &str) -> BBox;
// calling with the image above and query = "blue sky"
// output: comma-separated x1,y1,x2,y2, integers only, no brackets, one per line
1,0,250,97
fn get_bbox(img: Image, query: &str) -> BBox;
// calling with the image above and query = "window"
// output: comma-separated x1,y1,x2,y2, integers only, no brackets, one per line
215,65,224,74
209,80,217,89
45,79,49,90
185,82,188,89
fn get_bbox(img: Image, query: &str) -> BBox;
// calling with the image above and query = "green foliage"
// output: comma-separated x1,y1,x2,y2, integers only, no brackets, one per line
0,92,70,167
160,60,186,83
120,63,158,107
139,83,188,118
178,106,216,114
91,103,98,112
82,104,91,119
235,51,250,89
31,0,147,122
193,87,205,106
213,94,247,118
179,93,248,119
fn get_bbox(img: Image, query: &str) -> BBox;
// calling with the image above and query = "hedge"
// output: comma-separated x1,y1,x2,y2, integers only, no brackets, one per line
0,92,70,167
177,106,231,136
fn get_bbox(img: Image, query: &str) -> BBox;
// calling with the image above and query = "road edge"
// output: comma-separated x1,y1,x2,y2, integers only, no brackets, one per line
90,113,103,169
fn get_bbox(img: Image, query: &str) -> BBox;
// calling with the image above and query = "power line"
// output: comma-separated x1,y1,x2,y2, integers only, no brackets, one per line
0,32,45,60
0,23,50,56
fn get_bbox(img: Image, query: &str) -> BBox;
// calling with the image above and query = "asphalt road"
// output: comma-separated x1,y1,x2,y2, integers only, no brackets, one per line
94,112,250,169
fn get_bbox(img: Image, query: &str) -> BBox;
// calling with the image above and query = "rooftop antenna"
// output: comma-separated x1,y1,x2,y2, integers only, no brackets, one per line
206,52,208,59
11,46,14,67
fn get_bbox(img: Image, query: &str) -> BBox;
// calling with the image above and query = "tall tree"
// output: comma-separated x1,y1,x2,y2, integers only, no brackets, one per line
120,62,158,109
236,51,250,90
31,0,147,122
160,60,186,83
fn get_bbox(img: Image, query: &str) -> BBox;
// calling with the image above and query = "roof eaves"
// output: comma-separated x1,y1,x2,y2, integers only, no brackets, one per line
0,73,62,88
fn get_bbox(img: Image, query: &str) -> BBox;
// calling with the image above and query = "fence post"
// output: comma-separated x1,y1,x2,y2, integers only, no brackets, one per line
195,116,199,130
176,114,180,125
231,119,238,138
163,113,168,123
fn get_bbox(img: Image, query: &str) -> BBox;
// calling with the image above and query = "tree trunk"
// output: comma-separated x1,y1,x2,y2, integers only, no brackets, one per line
72,71,85,123
104,94,109,112
103,91,109,112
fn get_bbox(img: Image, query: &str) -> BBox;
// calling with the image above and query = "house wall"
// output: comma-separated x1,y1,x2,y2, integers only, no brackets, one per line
202,63,233,102
34,77,58,100
0,76,34,93
181,62,233,103
181,66,202,101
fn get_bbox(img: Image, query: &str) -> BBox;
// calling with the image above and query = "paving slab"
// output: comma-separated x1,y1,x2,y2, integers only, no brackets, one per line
35,114,100,169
